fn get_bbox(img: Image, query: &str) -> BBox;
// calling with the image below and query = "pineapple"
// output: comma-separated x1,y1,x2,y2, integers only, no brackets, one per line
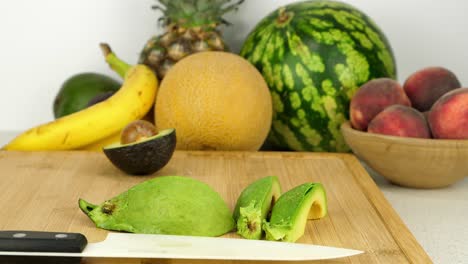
139,0,244,80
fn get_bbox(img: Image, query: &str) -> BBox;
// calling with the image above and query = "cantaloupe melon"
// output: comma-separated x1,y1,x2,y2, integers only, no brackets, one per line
155,51,272,150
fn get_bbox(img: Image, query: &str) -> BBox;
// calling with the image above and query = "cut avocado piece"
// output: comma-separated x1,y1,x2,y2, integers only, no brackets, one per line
79,176,235,236
263,183,327,242
233,176,281,239
103,128,176,175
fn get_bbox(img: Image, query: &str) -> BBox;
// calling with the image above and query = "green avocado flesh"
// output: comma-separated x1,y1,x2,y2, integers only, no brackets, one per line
53,73,120,118
78,176,235,236
103,129,176,175
263,183,327,242
233,176,281,239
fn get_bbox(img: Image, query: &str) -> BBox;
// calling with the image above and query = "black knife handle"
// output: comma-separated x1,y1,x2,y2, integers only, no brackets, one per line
0,231,87,253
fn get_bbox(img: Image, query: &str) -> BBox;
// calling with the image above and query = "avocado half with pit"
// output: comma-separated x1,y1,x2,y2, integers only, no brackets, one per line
103,128,176,175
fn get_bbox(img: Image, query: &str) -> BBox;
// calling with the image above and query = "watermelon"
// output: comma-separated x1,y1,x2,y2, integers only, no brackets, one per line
240,0,396,152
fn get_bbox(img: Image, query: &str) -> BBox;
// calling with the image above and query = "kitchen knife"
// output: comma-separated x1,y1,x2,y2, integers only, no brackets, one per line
0,231,363,261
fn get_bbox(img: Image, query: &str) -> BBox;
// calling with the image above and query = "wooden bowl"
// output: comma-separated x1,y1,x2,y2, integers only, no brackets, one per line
341,121,468,188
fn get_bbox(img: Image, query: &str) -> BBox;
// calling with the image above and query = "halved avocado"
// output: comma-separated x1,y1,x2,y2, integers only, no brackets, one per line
103,128,176,175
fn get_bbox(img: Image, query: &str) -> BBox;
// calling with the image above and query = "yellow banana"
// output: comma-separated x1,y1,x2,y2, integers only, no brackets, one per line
80,132,121,151
80,109,156,152
3,44,158,151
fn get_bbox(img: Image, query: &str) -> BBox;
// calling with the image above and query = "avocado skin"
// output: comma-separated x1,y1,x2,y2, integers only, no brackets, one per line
53,73,121,118
103,130,176,175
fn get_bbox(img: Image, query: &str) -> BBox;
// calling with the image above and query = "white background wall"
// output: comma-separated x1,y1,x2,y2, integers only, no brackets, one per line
1,0,467,131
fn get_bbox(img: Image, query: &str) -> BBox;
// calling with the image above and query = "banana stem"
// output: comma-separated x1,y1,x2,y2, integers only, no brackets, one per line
100,43,131,79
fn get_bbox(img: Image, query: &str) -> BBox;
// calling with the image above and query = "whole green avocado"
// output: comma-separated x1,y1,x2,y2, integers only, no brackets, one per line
53,72,121,118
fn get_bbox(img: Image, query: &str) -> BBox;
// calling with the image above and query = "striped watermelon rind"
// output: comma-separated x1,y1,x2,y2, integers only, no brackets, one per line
240,0,397,152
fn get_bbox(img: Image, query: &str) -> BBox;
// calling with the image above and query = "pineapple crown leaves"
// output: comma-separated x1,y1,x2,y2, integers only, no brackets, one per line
152,0,244,30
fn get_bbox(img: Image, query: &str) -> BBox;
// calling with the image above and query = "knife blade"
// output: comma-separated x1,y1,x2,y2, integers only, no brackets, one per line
0,231,363,261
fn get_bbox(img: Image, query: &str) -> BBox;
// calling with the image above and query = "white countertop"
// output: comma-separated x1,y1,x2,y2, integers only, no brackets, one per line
0,131,466,263
365,165,468,264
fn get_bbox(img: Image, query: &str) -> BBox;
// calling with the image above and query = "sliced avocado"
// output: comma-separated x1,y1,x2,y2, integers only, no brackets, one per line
233,176,281,239
103,128,176,175
263,183,327,242
78,176,235,236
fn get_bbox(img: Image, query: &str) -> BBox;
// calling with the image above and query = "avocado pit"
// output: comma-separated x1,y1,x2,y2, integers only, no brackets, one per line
120,120,158,145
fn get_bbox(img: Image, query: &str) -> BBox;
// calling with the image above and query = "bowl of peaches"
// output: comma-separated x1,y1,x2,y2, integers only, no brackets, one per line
341,67,468,188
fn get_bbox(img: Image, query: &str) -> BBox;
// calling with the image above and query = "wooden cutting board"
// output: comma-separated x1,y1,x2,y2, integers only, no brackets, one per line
0,150,431,264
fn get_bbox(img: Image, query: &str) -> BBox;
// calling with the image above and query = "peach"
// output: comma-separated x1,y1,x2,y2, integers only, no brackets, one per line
428,88,468,139
350,78,411,131
403,67,461,112
368,105,431,138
